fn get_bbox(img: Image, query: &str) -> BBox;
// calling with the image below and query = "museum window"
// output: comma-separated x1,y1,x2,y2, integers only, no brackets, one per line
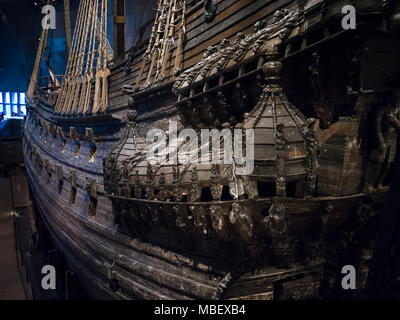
0,92,26,118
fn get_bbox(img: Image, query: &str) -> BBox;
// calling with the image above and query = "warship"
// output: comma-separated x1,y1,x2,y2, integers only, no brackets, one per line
23,0,400,299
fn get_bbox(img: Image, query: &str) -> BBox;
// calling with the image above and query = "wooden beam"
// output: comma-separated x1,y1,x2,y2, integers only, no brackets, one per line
64,0,72,55
113,0,126,61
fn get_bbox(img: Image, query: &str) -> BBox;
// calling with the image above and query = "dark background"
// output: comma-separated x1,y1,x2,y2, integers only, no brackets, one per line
0,0,156,92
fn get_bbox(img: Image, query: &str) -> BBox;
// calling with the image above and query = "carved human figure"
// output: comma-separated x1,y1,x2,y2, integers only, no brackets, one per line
229,203,254,243
203,0,217,22
364,92,400,192
263,199,291,268
174,205,187,228
305,118,318,197
275,123,287,197
346,51,361,94
210,205,229,240
210,164,222,201
271,10,284,24
120,165,130,197
216,39,232,71
173,166,182,201
263,200,288,238
134,170,142,199
227,163,258,200
158,172,166,201
145,164,155,199
189,167,201,202
193,205,209,235
309,52,324,101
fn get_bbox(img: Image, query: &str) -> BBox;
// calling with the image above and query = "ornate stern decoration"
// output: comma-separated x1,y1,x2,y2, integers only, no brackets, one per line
245,51,319,267
103,110,141,195
173,9,301,94
103,9,323,269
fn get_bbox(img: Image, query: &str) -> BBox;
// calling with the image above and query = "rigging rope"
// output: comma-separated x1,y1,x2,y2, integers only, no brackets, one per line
55,0,110,116
55,0,86,113
27,0,52,103
137,0,187,86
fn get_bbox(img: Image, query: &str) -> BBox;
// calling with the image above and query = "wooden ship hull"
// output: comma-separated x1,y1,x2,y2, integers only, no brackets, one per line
23,0,400,299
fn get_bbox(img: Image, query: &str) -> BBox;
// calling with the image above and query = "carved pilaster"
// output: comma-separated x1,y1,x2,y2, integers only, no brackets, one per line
263,198,291,268
173,166,182,201
158,172,166,201
189,167,200,202
305,118,318,197
275,123,287,198
210,164,223,201
145,164,155,200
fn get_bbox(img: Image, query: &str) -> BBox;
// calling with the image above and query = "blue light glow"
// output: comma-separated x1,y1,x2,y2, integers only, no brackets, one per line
0,92,27,117
20,93,26,105
11,92,18,104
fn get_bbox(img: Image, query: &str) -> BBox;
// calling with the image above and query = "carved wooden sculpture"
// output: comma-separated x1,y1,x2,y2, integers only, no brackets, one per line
23,1,400,300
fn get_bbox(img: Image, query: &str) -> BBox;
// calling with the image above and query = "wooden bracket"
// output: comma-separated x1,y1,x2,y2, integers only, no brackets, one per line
69,127,79,140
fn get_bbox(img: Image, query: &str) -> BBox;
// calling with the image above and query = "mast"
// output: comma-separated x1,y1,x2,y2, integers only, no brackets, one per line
136,0,163,85
173,0,186,75
100,0,110,112
55,0,86,113
27,0,51,103
79,0,99,114
92,0,105,114
64,0,72,55
56,0,110,116
62,0,90,114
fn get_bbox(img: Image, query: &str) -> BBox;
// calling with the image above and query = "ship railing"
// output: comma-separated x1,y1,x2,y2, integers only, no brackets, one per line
106,189,387,244
35,84,60,107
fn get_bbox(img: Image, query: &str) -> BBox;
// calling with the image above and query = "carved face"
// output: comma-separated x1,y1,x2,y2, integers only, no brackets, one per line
272,10,282,23
219,39,230,49
204,46,217,58
306,118,316,130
